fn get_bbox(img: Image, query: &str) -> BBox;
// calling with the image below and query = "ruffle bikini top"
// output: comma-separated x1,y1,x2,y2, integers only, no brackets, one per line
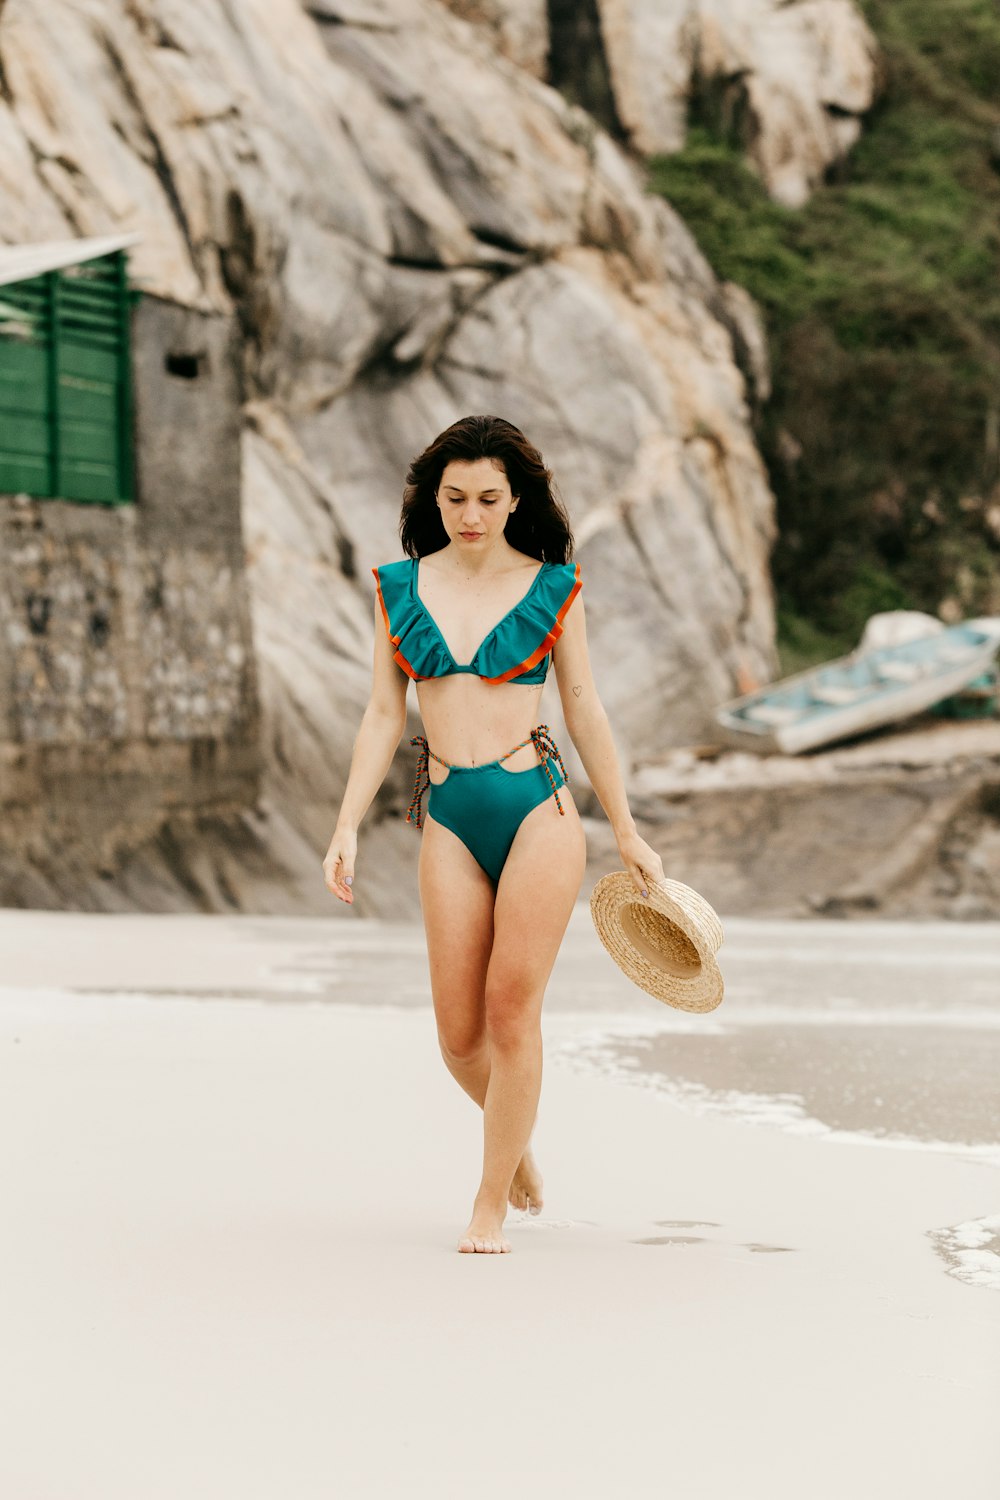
372,556,582,685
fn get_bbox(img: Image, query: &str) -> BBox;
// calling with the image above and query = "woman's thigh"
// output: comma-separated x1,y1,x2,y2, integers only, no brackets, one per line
417,774,496,1055
485,785,587,1041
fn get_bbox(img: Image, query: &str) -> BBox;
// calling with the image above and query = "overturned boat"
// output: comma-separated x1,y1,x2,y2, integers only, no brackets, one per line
714,613,1000,755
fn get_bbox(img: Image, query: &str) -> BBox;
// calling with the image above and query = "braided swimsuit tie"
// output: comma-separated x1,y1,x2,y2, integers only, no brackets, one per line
497,725,569,814
406,735,435,828
406,724,569,829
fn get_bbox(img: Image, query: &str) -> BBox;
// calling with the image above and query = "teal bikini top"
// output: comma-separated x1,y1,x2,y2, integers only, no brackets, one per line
372,556,582,684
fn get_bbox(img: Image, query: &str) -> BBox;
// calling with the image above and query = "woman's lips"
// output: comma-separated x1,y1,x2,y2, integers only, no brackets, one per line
460,531,482,538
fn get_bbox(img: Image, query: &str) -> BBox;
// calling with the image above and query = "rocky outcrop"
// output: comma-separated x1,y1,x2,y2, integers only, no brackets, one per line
0,0,782,914
449,0,882,207
436,0,548,76
596,0,882,206
585,719,1000,920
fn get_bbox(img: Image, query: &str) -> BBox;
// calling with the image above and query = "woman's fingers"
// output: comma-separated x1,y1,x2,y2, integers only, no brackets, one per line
636,857,665,897
618,834,666,898
323,850,355,903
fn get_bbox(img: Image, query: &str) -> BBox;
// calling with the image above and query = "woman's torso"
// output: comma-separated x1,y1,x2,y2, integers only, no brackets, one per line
414,550,550,773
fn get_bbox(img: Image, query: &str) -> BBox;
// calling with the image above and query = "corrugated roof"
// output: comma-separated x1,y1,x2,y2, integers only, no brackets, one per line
0,233,141,289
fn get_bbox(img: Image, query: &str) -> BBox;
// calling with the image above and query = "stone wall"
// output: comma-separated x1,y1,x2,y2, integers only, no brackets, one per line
0,293,261,898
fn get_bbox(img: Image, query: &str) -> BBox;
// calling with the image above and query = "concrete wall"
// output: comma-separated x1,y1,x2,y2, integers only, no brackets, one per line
0,294,262,890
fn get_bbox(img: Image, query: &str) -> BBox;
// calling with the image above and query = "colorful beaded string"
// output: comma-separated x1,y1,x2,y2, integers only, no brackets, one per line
406,724,569,829
498,725,569,815
406,735,436,828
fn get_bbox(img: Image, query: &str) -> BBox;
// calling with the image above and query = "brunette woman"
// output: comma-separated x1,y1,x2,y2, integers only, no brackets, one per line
323,415,663,1252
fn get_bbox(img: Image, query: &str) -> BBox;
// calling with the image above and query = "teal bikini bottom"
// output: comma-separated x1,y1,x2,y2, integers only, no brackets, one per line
406,724,569,884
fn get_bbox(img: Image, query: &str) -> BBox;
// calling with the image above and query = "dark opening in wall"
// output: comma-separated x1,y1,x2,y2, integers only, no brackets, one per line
25,593,50,636
88,609,111,648
546,0,624,142
165,351,204,379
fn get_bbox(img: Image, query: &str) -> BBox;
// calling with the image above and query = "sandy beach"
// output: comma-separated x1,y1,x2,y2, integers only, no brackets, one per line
1,907,998,1498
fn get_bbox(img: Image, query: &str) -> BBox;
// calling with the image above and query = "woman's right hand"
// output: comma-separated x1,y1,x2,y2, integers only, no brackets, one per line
323,828,357,904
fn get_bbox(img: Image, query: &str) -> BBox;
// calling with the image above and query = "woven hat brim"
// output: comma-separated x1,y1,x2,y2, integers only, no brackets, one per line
589,872,725,1013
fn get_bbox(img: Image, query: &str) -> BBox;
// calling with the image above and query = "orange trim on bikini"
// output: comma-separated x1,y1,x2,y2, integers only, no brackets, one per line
372,565,432,682
479,561,583,685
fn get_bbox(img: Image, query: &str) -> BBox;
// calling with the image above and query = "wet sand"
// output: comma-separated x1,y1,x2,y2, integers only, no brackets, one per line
0,908,998,1497
555,1017,1000,1159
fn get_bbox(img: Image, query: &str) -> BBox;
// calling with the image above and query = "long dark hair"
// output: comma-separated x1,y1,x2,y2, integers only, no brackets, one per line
399,415,575,563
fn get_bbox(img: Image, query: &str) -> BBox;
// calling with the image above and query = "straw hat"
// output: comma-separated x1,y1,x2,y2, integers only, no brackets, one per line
589,872,725,1012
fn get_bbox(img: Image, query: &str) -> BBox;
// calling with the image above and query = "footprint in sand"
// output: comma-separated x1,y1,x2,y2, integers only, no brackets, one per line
632,1234,708,1245
632,1230,797,1252
652,1218,723,1229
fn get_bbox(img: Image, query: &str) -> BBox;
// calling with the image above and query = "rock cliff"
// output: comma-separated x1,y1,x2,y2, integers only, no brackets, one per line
0,0,855,913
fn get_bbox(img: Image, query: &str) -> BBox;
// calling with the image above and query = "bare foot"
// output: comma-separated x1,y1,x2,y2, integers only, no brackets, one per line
508,1148,544,1214
458,1201,511,1253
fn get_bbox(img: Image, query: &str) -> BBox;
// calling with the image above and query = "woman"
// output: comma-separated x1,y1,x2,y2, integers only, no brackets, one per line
323,415,664,1254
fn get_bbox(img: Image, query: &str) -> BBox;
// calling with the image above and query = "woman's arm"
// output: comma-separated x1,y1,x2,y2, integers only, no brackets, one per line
322,595,410,905
552,588,665,898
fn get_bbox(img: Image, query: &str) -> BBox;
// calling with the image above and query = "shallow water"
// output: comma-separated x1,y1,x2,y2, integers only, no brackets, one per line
553,1016,1000,1156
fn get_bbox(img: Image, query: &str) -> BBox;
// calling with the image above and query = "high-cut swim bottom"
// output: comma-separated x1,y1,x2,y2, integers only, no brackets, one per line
406,724,569,884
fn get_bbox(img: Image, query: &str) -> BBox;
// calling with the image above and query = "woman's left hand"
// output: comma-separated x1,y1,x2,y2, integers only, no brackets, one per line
617,830,665,897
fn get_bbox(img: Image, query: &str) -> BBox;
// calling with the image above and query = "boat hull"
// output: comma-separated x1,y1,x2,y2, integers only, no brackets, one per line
714,624,1000,755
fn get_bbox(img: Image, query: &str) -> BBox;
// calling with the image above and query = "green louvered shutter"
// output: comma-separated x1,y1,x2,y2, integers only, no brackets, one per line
0,250,134,505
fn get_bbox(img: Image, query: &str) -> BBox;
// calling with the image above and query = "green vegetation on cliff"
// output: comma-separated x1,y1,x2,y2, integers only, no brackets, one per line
648,0,1000,672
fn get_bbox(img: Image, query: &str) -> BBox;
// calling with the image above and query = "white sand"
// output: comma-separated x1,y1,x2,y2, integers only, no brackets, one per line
0,914,998,1497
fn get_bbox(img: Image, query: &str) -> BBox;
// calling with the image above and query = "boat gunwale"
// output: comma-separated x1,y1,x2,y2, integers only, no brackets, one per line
713,626,1000,755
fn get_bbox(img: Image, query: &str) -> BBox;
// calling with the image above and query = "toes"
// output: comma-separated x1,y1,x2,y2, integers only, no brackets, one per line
458,1227,512,1253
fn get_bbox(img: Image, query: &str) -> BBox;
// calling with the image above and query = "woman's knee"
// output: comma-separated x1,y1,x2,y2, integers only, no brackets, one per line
483,978,541,1050
438,1022,487,1064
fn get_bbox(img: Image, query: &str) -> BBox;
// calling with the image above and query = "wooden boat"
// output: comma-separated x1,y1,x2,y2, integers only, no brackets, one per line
713,616,1000,755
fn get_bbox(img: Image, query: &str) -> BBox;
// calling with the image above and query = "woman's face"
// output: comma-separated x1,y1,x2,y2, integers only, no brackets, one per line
435,458,518,551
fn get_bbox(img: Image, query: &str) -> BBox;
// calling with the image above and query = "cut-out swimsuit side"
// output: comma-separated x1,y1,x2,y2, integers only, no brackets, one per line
372,557,582,883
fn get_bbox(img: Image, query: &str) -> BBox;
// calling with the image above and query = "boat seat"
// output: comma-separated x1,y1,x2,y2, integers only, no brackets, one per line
875,660,923,683
750,704,803,726
809,685,867,706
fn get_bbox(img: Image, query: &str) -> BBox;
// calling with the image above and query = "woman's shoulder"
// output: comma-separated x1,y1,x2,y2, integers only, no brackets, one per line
539,555,580,585
522,550,579,580
371,557,415,581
